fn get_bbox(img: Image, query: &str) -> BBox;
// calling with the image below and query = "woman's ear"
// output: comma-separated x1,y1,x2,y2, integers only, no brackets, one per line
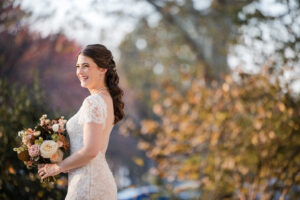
99,68,107,74
102,68,108,74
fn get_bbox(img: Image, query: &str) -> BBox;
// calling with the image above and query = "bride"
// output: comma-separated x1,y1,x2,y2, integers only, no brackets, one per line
38,44,125,199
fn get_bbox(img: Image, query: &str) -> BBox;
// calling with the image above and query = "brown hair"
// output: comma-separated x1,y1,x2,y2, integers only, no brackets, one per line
79,44,125,124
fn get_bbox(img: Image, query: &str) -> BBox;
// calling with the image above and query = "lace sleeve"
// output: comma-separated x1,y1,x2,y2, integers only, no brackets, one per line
78,95,107,126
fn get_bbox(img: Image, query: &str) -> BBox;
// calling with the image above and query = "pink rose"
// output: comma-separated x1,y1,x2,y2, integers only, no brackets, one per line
50,149,64,163
28,144,40,157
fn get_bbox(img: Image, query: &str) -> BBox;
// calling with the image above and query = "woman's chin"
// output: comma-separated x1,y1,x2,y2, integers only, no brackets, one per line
80,82,88,88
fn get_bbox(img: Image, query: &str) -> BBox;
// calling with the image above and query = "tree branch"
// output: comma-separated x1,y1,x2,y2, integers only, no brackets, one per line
145,0,215,82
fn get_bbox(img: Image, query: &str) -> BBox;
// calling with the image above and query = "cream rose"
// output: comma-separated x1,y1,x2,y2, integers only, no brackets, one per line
52,124,59,132
34,131,41,136
40,140,58,158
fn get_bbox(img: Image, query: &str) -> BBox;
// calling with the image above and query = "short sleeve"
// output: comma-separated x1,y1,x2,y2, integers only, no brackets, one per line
78,95,107,126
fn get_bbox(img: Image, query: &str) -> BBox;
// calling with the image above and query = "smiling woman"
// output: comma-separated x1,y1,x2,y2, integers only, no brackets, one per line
38,44,125,200
76,56,107,90
76,44,125,124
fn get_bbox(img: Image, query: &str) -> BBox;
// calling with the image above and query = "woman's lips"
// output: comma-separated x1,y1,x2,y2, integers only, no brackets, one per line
80,76,88,81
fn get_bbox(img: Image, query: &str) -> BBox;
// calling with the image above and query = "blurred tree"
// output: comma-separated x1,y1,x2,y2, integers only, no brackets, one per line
145,0,236,82
0,0,70,199
234,0,300,68
119,18,199,119
0,0,31,31
118,18,200,187
118,0,300,129
138,66,300,199
0,72,68,199
118,0,300,193
145,0,300,81
0,0,82,113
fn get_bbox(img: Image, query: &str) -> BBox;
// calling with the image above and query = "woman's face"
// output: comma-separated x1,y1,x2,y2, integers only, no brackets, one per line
76,54,105,89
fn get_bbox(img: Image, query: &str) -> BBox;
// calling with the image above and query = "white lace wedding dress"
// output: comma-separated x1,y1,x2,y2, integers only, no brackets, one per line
65,93,118,200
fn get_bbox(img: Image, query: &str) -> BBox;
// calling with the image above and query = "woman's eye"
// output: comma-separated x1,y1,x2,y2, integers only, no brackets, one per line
75,65,88,68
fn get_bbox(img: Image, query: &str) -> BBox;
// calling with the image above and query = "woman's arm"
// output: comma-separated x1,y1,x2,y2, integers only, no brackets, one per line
58,122,106,173
57,147,93,173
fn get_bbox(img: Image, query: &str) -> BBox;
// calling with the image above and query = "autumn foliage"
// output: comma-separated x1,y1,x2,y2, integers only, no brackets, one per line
138,66,300,199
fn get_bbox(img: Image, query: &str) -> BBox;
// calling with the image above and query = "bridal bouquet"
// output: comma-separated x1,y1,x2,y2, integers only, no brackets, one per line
13,114,70,183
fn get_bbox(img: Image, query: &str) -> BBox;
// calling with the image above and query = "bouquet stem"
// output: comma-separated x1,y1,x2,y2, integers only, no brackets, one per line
40,176,57,183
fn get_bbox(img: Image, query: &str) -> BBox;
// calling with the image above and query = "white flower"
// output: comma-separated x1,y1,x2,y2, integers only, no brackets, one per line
50,149,64,163
40,114,47,120
34,131,41,136
52,124,59,132
22,134,31,145
40,140,58,158
18,131,24,137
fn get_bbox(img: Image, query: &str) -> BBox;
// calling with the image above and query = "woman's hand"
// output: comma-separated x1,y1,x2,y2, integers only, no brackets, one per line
38,163,61,180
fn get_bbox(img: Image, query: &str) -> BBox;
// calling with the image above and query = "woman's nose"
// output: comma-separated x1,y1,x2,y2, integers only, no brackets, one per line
77,67,85,75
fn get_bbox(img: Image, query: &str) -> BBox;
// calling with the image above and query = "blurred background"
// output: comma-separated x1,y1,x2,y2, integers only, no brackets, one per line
1,0,300,199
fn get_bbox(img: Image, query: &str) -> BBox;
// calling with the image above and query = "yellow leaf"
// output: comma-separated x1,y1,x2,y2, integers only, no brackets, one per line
191,134,206,146
210,132,219,146
137,141,150,150
268,131,275,139
278,102,286,112
141,120,158,134
251,134,258,145
254,120,263,130
8,166,15,174
222,83,229,92
153,104,163,116
150,89,160,101
133,157,144,167
37,191,44,198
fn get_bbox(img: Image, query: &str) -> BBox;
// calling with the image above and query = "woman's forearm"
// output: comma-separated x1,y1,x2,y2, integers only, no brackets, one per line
57,148,94,173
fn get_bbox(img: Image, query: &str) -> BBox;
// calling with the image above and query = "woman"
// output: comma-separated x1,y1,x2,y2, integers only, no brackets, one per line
38,44,125,199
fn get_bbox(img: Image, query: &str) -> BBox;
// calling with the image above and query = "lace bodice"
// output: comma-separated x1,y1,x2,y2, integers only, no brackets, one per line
65,93,117,200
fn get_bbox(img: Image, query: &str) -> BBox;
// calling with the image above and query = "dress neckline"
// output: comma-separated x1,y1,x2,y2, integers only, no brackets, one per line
89,93,109,108
91,91,111,99
90,92,104,98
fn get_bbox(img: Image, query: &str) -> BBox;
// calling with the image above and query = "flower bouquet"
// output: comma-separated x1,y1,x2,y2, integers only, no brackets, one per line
13,114,70,183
